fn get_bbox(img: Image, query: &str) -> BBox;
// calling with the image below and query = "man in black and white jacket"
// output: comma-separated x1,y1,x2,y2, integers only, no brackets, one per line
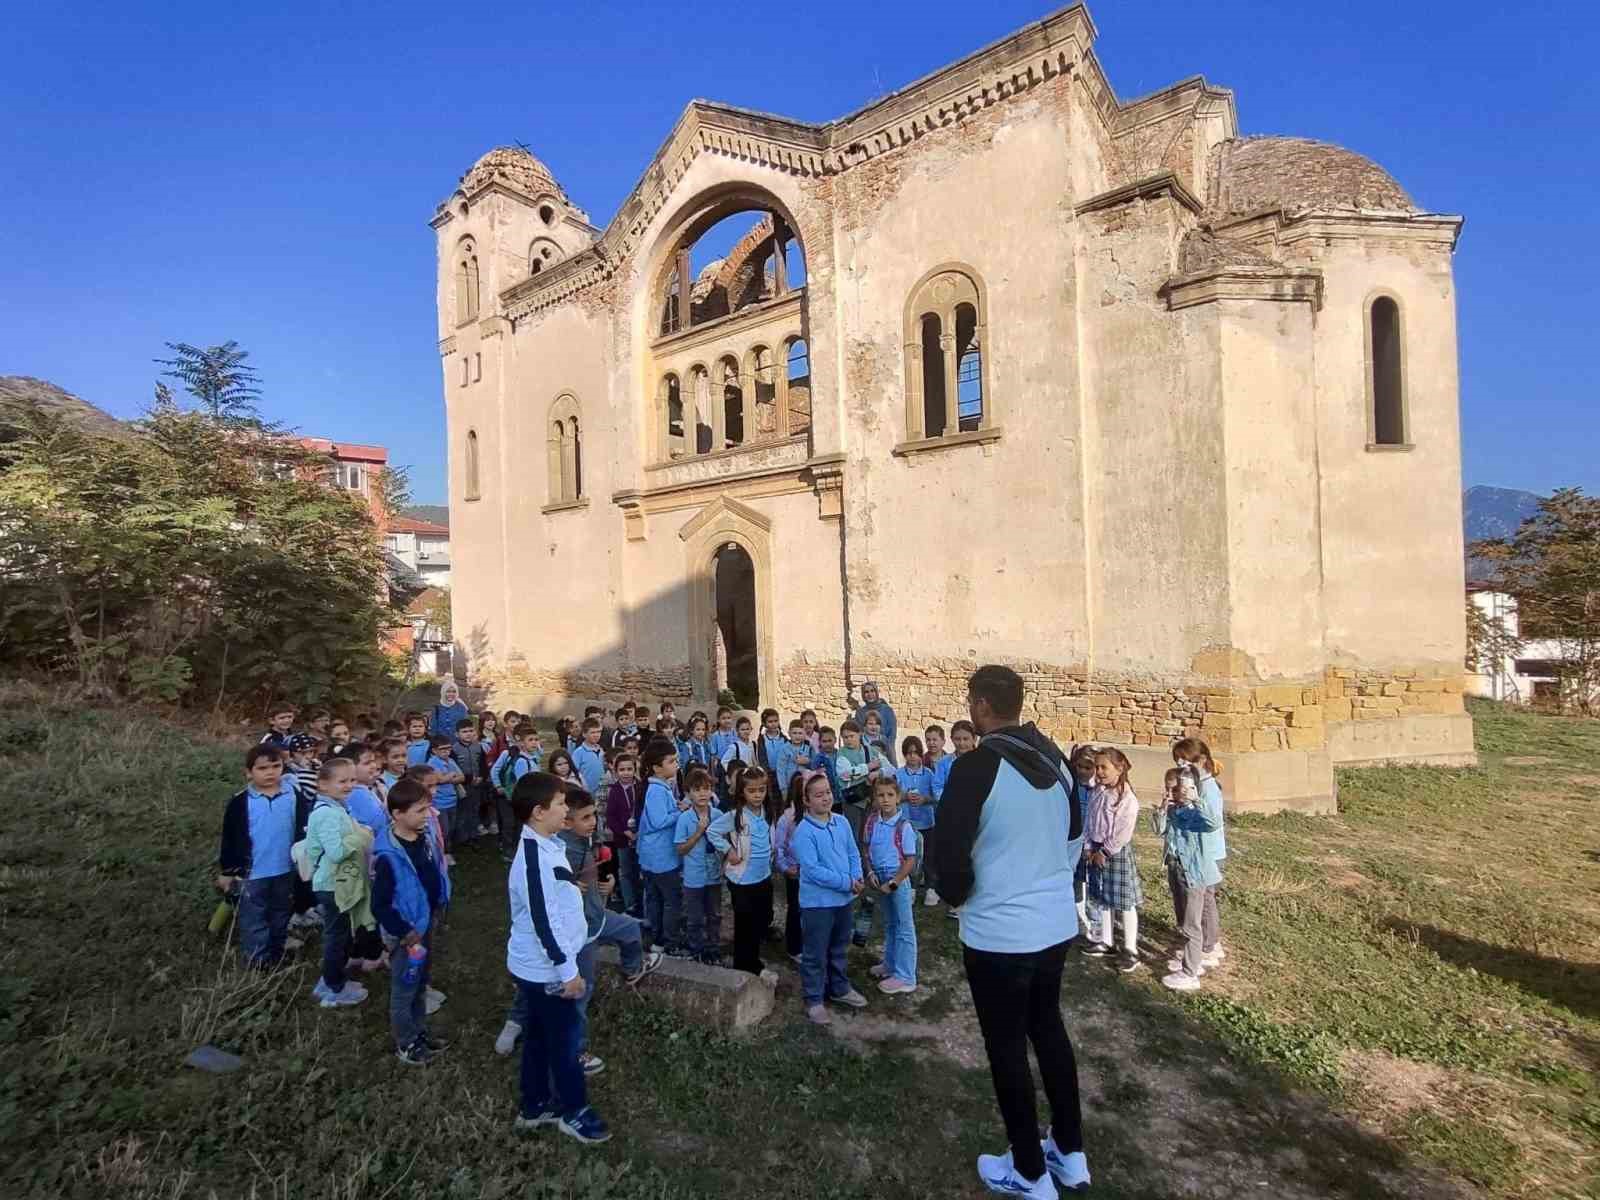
932,664,1089,1197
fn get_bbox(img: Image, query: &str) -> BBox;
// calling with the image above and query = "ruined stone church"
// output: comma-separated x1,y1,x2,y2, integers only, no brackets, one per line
434,3,1473,812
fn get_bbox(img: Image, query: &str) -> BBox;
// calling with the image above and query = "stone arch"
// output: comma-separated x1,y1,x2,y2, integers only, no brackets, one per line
636,181,812,460
903,262,991,440
679,496,776,705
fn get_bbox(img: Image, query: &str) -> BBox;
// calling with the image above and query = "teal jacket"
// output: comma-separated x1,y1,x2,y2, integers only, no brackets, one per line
305,797,358,893
1197,774,1227,861
1152,788,1222,888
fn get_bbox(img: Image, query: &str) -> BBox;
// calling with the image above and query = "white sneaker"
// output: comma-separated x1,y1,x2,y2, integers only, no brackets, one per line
424,987,446,1015
830,987,868,1009
311,978,332,1003
977,1148,1058,1197
494,1020,522,1056
1042,1130,1090,1191
1202,947,1226,968
322,982,367,1008
923,889,941,907
805,1003,832,1025
759,968,778,985
1166,957,1205,975
1162,971,1202,992
869,962,891,979
878,977,917,995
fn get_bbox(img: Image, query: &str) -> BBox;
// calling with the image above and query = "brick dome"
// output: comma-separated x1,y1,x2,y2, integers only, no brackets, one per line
1207,136,1417,218
456,146,567,202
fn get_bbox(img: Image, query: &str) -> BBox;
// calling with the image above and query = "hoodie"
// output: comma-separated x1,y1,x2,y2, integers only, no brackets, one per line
930,722,1083,954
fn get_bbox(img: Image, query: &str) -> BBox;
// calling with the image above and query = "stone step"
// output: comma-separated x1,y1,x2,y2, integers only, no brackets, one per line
592,944,774,1032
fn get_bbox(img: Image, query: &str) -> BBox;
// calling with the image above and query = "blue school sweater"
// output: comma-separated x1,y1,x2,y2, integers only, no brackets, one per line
638,777,682,874
791,812,862,908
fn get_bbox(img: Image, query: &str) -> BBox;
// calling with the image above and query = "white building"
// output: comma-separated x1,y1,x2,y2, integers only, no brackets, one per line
385,516,451,589
1466,586,1572,705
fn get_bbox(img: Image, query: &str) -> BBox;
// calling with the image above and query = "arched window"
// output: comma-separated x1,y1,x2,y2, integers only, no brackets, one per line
464,429,481,501
456,239,480,325
904,265,990,441
1369,295,1407,446
529,238,561,277
786,338,811,437
546,395,583,505
661,373,684,460
749,346,778,439
955,303,982,433
720,357,745,449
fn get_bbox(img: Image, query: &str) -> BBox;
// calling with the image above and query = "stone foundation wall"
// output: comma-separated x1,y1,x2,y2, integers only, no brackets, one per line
1323,665,1466,722
471,660,694,713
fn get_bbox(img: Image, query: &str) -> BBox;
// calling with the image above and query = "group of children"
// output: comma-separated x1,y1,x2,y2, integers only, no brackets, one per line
218,689,1228,1142
1065,737,1228,991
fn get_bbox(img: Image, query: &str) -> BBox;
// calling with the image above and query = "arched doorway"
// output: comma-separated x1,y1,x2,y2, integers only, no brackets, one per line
714,542,758,706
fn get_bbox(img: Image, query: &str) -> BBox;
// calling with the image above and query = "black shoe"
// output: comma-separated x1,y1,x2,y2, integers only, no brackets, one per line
851,933,867,948
1081,941,1114,957
420,1029,450,1052
699,950,723,966
396,1038,434,1066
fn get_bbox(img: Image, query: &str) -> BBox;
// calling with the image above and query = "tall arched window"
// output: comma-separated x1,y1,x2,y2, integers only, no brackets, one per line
720,357,745,449
749,346,778,439
456,239,480,325
660,373,684,459
904,265,991,442
1368,295,1407,446
786,338,811,438
546,395,583,505
464,429,481,501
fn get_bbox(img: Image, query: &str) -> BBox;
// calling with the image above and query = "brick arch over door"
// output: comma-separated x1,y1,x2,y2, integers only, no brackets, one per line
678,495,776,705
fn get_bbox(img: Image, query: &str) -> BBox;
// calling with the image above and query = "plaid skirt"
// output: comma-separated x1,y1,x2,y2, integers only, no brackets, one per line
1088,843,1143,911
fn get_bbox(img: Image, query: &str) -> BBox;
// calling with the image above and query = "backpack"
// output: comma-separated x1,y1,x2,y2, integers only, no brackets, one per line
497,750,524,794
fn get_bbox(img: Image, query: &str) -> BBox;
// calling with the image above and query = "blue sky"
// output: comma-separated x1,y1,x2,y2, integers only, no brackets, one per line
2,1,1592,504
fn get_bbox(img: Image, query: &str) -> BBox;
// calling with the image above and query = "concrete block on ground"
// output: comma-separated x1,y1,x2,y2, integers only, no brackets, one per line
593,945,774,1032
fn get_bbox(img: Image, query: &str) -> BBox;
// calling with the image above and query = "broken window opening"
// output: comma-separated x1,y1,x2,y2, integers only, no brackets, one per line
1370,295,1405,445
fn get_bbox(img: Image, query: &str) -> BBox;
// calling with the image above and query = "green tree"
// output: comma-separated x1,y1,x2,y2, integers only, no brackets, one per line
154,341,262,426
0,343,410,711
1472,488,1600,714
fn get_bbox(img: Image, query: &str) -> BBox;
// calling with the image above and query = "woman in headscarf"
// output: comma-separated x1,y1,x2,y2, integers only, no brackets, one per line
427,679,470,739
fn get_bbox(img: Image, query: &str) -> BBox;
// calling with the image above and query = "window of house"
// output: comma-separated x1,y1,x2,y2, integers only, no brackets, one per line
1369,295,1406,446
903,265,992,445
460,356,469,387
465,429,481,500
546,395,583,506
473,352,482,383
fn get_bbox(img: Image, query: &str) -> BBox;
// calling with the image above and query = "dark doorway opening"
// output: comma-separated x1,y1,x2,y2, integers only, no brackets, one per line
714,542,758,707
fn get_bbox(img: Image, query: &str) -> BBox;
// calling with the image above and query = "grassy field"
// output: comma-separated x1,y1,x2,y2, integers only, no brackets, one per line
1,696,1596,1199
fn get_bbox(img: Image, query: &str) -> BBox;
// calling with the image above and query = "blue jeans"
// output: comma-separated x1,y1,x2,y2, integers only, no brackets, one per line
684,882,723,957
238,872,294,966
389,927,433,1049
509,912,643,1049
879,882,917,986
313,890,351,992
642,868,684,952
514,979,588,1119
799,903,854,1005
617,846,643,917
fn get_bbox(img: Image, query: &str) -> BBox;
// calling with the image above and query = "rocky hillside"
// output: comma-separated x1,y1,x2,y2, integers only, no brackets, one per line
0,376,124,437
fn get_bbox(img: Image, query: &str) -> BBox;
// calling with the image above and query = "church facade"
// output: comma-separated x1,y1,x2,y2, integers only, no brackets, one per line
433,3,1473,812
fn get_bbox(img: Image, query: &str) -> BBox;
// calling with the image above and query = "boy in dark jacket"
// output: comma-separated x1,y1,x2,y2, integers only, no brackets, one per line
216,744,305,966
